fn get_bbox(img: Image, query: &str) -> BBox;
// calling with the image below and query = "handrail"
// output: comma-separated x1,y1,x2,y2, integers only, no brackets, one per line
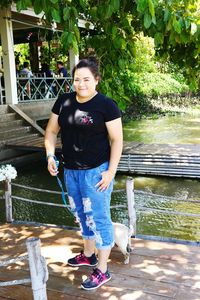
4,178,136,233
16,76,73,102
12,182,64,194
0,73,74,104
12,182,200,203
0,237,48,299
12,195,67,207
3,178,200,245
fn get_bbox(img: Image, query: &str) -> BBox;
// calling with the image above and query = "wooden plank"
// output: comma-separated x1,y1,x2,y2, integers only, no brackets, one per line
9,105,45,136
123,142,200,156
0,285,33,300
7,135,42,146
0,224,200,300
5,133,39,145
176,287,200,300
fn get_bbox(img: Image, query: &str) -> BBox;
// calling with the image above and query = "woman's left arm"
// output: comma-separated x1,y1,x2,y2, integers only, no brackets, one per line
96,117,123,191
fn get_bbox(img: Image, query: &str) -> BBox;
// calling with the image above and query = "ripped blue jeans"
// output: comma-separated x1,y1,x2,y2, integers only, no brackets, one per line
64,162,114,249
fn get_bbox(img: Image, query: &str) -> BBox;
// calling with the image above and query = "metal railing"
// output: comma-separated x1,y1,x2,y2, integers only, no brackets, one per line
0,74,73,104
17,75,73,102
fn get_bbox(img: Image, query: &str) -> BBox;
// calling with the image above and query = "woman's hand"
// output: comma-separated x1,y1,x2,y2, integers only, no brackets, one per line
95,170,115,192
47,156,59,176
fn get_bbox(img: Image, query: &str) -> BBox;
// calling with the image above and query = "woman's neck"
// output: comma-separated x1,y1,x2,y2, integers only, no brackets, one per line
76,91,98,103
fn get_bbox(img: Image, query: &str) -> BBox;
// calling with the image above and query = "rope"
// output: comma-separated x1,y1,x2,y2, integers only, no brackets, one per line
10,195,168,213
110,204,126,209
12,195,68,208
137,206,200,217
0,255,28,267
0,279,31,287
11,183,200,203
135,190,200,203
12,183,64,195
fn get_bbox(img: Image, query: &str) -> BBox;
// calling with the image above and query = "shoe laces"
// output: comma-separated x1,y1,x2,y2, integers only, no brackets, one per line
76,251,85,262
90,268,103,282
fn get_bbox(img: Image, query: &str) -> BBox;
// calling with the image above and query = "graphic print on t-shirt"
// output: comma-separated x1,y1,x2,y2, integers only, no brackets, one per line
74,109,93,126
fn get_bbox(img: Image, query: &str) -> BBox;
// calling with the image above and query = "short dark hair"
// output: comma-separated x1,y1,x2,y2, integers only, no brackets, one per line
72,57,101,80
57,61,63,66
23,62,29,68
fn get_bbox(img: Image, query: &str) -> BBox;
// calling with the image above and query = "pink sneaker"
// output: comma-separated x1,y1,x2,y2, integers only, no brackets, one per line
81,268,111,290
67,251,98,267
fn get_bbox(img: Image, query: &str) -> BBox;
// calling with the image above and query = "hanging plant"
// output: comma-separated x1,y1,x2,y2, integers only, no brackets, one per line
0,165,17,181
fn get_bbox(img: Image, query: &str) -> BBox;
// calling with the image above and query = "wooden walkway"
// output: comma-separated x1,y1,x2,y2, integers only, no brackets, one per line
6,134,200,178
118,142,200,178
0,223,200,300
2,105,200,177
6,136,200,157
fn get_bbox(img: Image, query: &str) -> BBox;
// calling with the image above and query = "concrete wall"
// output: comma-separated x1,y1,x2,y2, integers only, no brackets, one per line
17,100,55,121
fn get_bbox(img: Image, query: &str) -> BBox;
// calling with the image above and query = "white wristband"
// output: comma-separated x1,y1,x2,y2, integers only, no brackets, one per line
46,153,55,160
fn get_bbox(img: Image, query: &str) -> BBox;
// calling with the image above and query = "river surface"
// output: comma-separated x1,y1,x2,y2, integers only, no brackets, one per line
1,113,200,243
123,112,200,144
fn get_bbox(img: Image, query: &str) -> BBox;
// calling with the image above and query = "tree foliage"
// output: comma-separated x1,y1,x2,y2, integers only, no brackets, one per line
1,0,200,104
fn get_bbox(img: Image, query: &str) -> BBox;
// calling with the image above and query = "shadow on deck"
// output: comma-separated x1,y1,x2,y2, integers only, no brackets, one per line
0,223,200,300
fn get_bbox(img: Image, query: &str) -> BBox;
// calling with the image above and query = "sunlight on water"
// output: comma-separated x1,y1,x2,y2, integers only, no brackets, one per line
123,114,200,144
113,174,200,241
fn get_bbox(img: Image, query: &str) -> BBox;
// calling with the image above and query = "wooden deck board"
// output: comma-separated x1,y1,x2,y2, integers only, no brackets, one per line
123,142,200,157
6,137,200,156
0,223,199,300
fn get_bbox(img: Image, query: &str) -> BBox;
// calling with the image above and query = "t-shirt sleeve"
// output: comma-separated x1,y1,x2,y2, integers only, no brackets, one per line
52,95,64,115
104,98,121,122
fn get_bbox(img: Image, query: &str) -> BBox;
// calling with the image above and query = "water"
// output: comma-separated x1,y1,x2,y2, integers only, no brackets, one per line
1,159,200,242
1,113,200,243
123,113,200,144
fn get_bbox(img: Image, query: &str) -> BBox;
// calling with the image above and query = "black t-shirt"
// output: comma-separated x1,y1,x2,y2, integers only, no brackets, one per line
52,92,121,169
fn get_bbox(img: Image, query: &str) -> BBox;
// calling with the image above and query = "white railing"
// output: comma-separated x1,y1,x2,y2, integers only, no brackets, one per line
1,178,136,265
2,177,200,245
2,178,136,234
0,74,73,104
16,76,73,102
0,237,48,300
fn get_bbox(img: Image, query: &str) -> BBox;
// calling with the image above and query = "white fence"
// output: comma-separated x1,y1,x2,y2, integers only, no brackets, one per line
0,74,73,104
17,76,73,102
0,237,48,300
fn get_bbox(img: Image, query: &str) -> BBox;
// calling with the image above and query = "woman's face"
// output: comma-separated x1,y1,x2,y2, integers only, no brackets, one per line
73,67,98,101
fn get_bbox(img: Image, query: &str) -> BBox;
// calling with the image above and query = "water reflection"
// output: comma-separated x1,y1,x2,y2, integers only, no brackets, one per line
123,114,200,144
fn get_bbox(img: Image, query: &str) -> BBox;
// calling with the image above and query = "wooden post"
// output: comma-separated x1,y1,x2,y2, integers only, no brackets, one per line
4,179,12,223
126,177,136,235
26,237,48,300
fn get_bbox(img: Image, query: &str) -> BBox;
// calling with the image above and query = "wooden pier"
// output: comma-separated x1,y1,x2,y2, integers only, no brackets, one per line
0,223,200,300
6,134,200,178
2,105,200,178
118,142,200,178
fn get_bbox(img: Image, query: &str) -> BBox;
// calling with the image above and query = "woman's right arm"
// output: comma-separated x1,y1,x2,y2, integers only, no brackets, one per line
44,112,60,176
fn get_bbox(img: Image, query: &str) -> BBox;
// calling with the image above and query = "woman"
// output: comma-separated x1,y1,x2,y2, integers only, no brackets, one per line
44,57,123,290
